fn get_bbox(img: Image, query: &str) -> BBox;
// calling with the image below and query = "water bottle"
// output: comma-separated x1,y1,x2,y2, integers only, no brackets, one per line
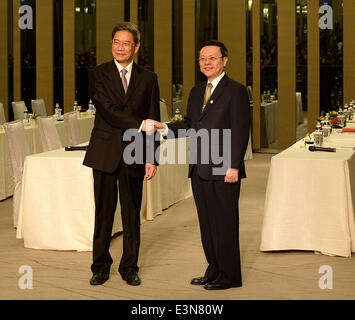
88,99,93,114
323,114,331,137
344,104,349,120
338,108,346,127
23,110,30,126
351,104,355,120
56,103,62,119
348,104,353,120
73,100,78,112
273,88,278,100
325,113,332,134
262,90,266,103
54,103,58,118
313,122,323,146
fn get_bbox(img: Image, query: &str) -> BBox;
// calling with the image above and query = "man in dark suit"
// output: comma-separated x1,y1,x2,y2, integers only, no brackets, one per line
83,22,160,286
155,40,250,290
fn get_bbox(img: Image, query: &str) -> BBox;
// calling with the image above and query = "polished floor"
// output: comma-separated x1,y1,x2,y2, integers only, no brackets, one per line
1,152,354,300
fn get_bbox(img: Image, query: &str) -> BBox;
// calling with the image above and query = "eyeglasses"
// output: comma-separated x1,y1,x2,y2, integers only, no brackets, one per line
199,56,223,63
112,40,135,48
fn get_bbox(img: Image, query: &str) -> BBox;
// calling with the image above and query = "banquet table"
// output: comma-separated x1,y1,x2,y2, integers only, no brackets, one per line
260,129,355,257
16,138,192,251
0,114,95,201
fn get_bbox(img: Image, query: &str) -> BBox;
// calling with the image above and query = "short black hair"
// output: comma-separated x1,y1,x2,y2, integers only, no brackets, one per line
111,22,140,44
199,40,228,58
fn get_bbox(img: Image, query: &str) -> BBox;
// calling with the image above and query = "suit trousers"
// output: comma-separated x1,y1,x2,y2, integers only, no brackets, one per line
191,166,242,285
91,161,143,276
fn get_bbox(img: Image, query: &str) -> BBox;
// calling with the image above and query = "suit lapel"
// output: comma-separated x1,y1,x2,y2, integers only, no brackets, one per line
108,60,126,100
125,62,142,102
199,74,228,121
195,83,206,118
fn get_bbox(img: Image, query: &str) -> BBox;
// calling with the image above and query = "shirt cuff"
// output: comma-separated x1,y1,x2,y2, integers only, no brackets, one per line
137,120,144,132
161,123,169,136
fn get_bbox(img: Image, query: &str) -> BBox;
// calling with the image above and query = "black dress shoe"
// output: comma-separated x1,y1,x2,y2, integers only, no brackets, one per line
90,273,109,285
190,276,212,285
123,271,141,286
203,280,242,290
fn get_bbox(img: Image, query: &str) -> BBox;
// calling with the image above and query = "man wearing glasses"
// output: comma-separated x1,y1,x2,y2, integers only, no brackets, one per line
83,22,160,286
155,40,250,290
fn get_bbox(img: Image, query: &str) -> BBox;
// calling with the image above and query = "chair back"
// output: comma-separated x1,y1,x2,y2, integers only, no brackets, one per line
31,99,47,116
37,116,63,151
3,120,31,227
64,112,81,146
159,99,169,122
0,102,6,125
11,101,28,121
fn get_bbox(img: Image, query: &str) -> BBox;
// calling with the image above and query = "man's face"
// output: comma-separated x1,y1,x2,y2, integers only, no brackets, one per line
199,45,228,82
112,30,140,66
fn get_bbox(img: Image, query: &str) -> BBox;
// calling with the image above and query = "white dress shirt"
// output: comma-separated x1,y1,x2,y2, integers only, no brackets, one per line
114,59,133,85
206,71,225,96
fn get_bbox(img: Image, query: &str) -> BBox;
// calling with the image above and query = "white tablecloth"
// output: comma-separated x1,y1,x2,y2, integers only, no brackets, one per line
260,130,355,257
16,138,192,251
0,114,95,201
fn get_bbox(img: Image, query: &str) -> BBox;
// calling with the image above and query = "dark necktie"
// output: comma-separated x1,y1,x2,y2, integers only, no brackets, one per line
121,68,128,93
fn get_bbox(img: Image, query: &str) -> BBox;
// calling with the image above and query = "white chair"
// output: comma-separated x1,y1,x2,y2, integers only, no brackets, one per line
31,98,47,116
0,102,6,125
160,99,169,122
64,111,82,146
3,120,31,228
11,101,28,121
37,116,63,151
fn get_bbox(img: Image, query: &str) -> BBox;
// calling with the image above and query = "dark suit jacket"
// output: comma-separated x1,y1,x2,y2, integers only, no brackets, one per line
167,74,250,181
83,60,160,176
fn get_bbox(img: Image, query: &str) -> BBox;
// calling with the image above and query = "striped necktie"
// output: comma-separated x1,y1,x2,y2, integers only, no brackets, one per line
202,83,213,111
121,68,128,93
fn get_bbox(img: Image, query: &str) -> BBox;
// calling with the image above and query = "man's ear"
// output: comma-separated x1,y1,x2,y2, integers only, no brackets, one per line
223,56,228,67
134,41,141,54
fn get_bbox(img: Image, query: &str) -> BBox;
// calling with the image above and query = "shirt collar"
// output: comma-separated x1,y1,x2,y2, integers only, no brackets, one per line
114,59,133,74
208,72,225,88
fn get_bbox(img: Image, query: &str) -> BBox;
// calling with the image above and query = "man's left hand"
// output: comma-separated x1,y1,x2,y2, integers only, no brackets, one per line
224,168,239,183
145,164,157,180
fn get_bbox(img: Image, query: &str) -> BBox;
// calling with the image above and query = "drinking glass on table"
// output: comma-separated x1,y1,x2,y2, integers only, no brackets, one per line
313,131,323,147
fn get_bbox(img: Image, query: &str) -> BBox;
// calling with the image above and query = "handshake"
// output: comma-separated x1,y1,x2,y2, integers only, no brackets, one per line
141,119,167,135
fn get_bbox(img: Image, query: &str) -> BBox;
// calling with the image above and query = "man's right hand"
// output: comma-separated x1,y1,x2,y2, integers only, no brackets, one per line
141,119,167,135
141,119,156,135
154,121,166,131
